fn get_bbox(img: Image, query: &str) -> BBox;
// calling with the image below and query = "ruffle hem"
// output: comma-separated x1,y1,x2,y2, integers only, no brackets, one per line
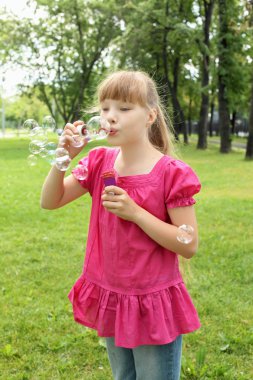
68,275,200,348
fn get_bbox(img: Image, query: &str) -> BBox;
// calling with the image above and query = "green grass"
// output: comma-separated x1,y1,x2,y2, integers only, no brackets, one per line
0,138,252,380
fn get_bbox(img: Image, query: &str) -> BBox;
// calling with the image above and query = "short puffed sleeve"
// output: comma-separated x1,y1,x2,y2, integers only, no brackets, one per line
165,159,201,208
71,147,107,195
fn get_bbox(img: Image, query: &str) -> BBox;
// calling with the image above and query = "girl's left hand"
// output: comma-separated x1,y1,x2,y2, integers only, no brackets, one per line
101,186,141,222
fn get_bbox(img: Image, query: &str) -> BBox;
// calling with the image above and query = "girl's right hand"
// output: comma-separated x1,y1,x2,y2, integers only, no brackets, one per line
58,120,88,159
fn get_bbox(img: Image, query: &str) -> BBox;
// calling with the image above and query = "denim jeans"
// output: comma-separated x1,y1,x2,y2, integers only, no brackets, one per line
105,335,182,380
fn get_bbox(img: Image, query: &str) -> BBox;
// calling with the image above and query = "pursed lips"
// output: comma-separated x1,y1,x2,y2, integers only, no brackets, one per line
108,127,119,135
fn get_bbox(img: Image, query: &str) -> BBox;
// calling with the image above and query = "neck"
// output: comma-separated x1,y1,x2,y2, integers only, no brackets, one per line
117,140,162,166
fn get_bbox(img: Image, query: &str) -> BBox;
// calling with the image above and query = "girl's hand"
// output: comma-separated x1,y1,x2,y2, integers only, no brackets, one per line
58,120,88,159
101,186,141,222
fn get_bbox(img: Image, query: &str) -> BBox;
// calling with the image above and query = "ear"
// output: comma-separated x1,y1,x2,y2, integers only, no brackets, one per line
147,108,157,127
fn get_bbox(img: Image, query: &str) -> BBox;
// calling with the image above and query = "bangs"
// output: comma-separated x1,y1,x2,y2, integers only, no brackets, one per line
98,71,148,106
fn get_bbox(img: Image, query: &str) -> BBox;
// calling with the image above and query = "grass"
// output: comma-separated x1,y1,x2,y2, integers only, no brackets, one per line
0,138,252,380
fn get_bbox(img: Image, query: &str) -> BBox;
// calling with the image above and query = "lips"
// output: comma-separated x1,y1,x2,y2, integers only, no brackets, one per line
108,129,118,136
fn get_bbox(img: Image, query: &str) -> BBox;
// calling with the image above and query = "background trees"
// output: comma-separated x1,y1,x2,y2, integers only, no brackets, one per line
1,0,253,158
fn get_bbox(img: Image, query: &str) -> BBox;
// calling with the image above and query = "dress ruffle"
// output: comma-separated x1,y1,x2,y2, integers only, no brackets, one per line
68,275,200,348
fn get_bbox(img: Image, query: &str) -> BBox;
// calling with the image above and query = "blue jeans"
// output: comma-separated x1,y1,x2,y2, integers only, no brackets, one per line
105,335,182,380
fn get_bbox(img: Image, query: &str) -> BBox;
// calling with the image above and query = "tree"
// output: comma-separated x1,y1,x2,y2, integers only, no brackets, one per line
2,0,121,123
114,0,198,143
245,0,253,159
196,0,215,149
218,0,232,153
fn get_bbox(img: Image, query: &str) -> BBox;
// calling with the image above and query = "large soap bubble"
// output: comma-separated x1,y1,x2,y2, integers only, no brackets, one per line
57,116,111,171
176,224,194,244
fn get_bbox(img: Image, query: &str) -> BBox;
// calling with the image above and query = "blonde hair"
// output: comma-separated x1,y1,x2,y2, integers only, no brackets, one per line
97,70,176,156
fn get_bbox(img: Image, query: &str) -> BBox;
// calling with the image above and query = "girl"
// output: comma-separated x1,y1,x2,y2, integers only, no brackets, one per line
41,70,201,380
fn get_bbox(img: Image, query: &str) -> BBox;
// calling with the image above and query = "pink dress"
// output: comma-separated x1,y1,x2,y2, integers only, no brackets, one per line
68,147,201,348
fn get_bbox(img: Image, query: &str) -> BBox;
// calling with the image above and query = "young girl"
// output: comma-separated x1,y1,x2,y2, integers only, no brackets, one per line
41,70,201,380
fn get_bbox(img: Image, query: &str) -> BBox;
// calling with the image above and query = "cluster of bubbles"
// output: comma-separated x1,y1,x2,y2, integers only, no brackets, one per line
25,116,59,167
25,115,110,180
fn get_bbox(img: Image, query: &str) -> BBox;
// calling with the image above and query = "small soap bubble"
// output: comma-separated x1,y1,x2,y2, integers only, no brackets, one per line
55,156,71,171
39,148,48,158
42,115,56,131
43,142,58,165
56,128,63,136
55,147,71,171
73,164,88,180
71,134,85,148
27,154,38,166
30,128,48,147
176,224,194,244
23,119,39,131
29,140,45,154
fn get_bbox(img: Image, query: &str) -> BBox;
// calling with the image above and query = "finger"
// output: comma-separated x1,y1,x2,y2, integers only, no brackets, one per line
59,134,74,146
62,129,75,137
102,201,120,209
104,186,125,195
101,193,119,202
64,123,78,134
73,120,85,127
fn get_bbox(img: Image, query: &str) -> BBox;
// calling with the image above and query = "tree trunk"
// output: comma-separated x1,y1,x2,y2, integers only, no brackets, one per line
161,0,187,143
197,0,215,149
218,0,231,153
209,101,214,137
230,111,237,134
188,97,192,136
245,78,253,159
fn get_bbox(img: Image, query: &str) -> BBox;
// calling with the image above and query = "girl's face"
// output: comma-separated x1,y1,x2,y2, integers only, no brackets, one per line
100,99,155,147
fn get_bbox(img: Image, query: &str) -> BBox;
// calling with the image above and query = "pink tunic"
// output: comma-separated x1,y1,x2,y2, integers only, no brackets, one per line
68,147,201,348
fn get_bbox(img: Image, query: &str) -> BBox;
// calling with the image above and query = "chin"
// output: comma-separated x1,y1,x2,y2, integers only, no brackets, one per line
106,136,120,146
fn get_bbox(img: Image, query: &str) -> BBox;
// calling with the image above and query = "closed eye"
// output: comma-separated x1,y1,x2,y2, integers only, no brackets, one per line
120,108,131,111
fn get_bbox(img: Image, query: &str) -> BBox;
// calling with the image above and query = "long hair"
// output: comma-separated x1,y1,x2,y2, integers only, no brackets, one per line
97,70,176,156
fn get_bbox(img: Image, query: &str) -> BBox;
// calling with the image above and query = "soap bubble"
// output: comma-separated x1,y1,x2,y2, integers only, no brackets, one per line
27,154,38,166
176,224,194,244
55,147,71,171
43,142,58,165
73,164,88,180
39,147,48,158
71,134,85,148
42,115,56,132
30,127,48,146
56,128,63,136
23,119,39,131
76,116,110,143
86,116,110,140
29,140,46,154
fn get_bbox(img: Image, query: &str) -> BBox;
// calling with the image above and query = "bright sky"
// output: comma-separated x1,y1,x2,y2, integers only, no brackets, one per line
0,0,35,17
0,0,40,97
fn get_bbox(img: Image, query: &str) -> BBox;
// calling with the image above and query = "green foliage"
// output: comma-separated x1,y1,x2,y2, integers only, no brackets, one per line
1,0,253,133
5,91,49,128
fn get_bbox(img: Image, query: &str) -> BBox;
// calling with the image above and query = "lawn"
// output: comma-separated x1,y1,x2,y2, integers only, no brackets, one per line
0,138,252,380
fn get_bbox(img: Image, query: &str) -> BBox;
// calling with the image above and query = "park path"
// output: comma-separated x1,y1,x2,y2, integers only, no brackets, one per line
190,137,246,149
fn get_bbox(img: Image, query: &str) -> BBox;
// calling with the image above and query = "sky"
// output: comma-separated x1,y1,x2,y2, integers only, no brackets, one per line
0,0,38,97
0,0,35,17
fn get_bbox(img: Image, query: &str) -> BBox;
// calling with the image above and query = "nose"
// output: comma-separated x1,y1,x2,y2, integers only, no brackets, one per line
105,108,118,125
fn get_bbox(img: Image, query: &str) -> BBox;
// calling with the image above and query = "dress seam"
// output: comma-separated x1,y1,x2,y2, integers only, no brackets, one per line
83,273,183,296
